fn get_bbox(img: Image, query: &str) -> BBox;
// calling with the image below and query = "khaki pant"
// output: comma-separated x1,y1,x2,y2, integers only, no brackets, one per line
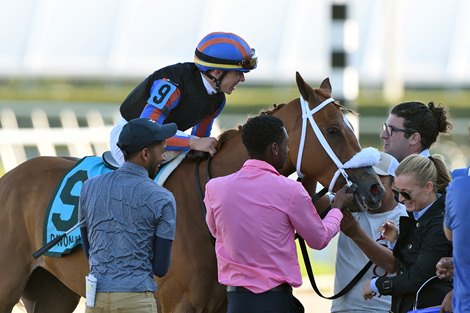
85,291,157,313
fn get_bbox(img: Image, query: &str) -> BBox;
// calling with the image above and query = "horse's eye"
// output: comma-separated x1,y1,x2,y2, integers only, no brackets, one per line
327,127,340,136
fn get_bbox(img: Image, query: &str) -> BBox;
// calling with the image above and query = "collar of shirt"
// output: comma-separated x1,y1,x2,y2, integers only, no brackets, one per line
413,193,440,220
200,73,217,95
420,149,430,158
243,159,281,176
120,161,150,178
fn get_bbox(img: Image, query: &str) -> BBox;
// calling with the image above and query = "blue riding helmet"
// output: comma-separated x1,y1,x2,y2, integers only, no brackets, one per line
194,32,257,73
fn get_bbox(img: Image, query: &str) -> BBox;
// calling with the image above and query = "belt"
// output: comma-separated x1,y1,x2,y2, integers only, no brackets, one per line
226,283,292,293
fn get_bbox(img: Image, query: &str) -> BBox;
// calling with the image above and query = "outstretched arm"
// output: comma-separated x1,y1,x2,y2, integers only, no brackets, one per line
341,210,396,273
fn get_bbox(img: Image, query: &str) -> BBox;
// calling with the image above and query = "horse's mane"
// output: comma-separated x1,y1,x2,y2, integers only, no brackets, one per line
260,103,286,115
216,128,241,151
215,96,356,151
216,103,287,151
335,102,358,116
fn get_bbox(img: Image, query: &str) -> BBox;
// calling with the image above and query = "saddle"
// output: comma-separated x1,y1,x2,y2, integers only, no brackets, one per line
43,151,189,257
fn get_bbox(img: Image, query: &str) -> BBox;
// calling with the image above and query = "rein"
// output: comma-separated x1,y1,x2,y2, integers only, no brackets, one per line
193,95,378,299
194,156,372,300
296,180,373,300
295,96,378,299
195,156,215,243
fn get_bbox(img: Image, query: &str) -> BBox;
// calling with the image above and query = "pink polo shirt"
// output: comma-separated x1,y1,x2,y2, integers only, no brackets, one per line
204,159,343,293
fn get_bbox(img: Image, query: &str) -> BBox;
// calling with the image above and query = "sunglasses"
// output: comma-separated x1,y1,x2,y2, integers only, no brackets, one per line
240,49,258,69
382,123,413,137
195,48,257,70
392,184,426,201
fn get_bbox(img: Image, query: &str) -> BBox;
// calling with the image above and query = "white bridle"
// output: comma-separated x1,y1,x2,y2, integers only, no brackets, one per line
296,96,380,192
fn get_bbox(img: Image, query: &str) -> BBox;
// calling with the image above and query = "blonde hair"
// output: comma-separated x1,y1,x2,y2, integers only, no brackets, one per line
395,154,451,193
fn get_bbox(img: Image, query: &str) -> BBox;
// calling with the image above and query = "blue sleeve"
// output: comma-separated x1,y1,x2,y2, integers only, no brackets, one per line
445,176,470,230
155,197,176,240
152,236,173,277
141,79,182,124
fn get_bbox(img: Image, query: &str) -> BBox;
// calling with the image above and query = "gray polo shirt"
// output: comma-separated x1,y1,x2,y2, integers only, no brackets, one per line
79,162,176,292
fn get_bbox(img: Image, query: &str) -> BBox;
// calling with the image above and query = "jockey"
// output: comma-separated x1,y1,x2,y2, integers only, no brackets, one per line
110,32,257,165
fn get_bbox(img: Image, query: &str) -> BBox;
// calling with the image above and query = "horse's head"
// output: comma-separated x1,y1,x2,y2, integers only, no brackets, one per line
278,72,384,210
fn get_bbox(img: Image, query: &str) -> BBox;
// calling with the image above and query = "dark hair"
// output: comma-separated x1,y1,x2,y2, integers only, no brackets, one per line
241,115,285,158
122,140,162,161
391,101,452,149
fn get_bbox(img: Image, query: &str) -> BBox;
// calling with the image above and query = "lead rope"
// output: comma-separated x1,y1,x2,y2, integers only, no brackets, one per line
296,179,373,299
195,157,215,243
294,95,377,299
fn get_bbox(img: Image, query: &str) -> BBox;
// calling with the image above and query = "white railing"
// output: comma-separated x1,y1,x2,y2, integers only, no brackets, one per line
1,106,468,174
0,108,120,172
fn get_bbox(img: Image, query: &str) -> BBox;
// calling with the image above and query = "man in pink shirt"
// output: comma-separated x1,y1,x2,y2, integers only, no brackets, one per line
204,115,353,313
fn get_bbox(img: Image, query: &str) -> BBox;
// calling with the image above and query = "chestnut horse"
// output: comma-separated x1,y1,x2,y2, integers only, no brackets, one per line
0,73,384,313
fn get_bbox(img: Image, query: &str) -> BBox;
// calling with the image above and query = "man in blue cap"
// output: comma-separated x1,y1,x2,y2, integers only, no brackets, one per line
79,118,178,313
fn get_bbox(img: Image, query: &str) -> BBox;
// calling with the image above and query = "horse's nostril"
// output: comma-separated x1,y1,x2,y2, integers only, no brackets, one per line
370,184,381,196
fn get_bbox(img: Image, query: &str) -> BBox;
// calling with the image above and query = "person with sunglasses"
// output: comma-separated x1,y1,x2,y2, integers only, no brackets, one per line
340,154,453,312
381,101,452,162
109,32,257,165
364,154,452,312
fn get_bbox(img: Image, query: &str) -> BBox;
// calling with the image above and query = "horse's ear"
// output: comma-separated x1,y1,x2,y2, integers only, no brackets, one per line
296,71,312,101
320,77,332,94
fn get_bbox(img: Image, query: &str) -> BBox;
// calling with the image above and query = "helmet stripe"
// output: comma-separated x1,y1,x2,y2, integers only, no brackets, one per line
193,57,245,70
198,36,251,59
194,32,255,72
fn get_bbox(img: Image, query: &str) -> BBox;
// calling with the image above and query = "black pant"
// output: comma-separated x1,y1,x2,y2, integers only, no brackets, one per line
226,287,304,313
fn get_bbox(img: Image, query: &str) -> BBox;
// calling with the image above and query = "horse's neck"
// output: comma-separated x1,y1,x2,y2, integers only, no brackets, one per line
210,134,248,179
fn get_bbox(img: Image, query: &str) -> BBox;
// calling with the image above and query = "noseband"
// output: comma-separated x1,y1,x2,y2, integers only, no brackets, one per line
296,96,380,192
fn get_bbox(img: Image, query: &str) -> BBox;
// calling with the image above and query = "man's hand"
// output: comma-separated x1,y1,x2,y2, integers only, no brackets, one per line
436,257,454,280
439,289,453,313
340,209,359,236
379,221,398,243
362,279,376,300
189,137,218,156
331,185,354,210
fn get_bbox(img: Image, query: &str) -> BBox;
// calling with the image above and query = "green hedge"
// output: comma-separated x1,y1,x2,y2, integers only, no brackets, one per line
1,79,469,116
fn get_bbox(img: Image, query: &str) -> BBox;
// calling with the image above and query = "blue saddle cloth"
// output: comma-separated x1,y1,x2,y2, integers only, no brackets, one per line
43,154,184,257
43,156,114,257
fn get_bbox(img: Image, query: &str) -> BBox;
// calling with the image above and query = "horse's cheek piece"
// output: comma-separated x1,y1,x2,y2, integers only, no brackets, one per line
297,97,380,192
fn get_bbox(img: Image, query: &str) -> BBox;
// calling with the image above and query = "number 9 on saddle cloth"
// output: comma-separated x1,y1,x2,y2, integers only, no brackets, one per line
42,151,186,257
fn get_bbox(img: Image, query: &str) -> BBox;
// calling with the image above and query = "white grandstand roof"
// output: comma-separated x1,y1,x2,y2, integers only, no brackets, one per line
0,0,469,86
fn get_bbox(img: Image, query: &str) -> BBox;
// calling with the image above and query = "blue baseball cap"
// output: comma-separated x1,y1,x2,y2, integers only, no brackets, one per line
117,118,177,155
